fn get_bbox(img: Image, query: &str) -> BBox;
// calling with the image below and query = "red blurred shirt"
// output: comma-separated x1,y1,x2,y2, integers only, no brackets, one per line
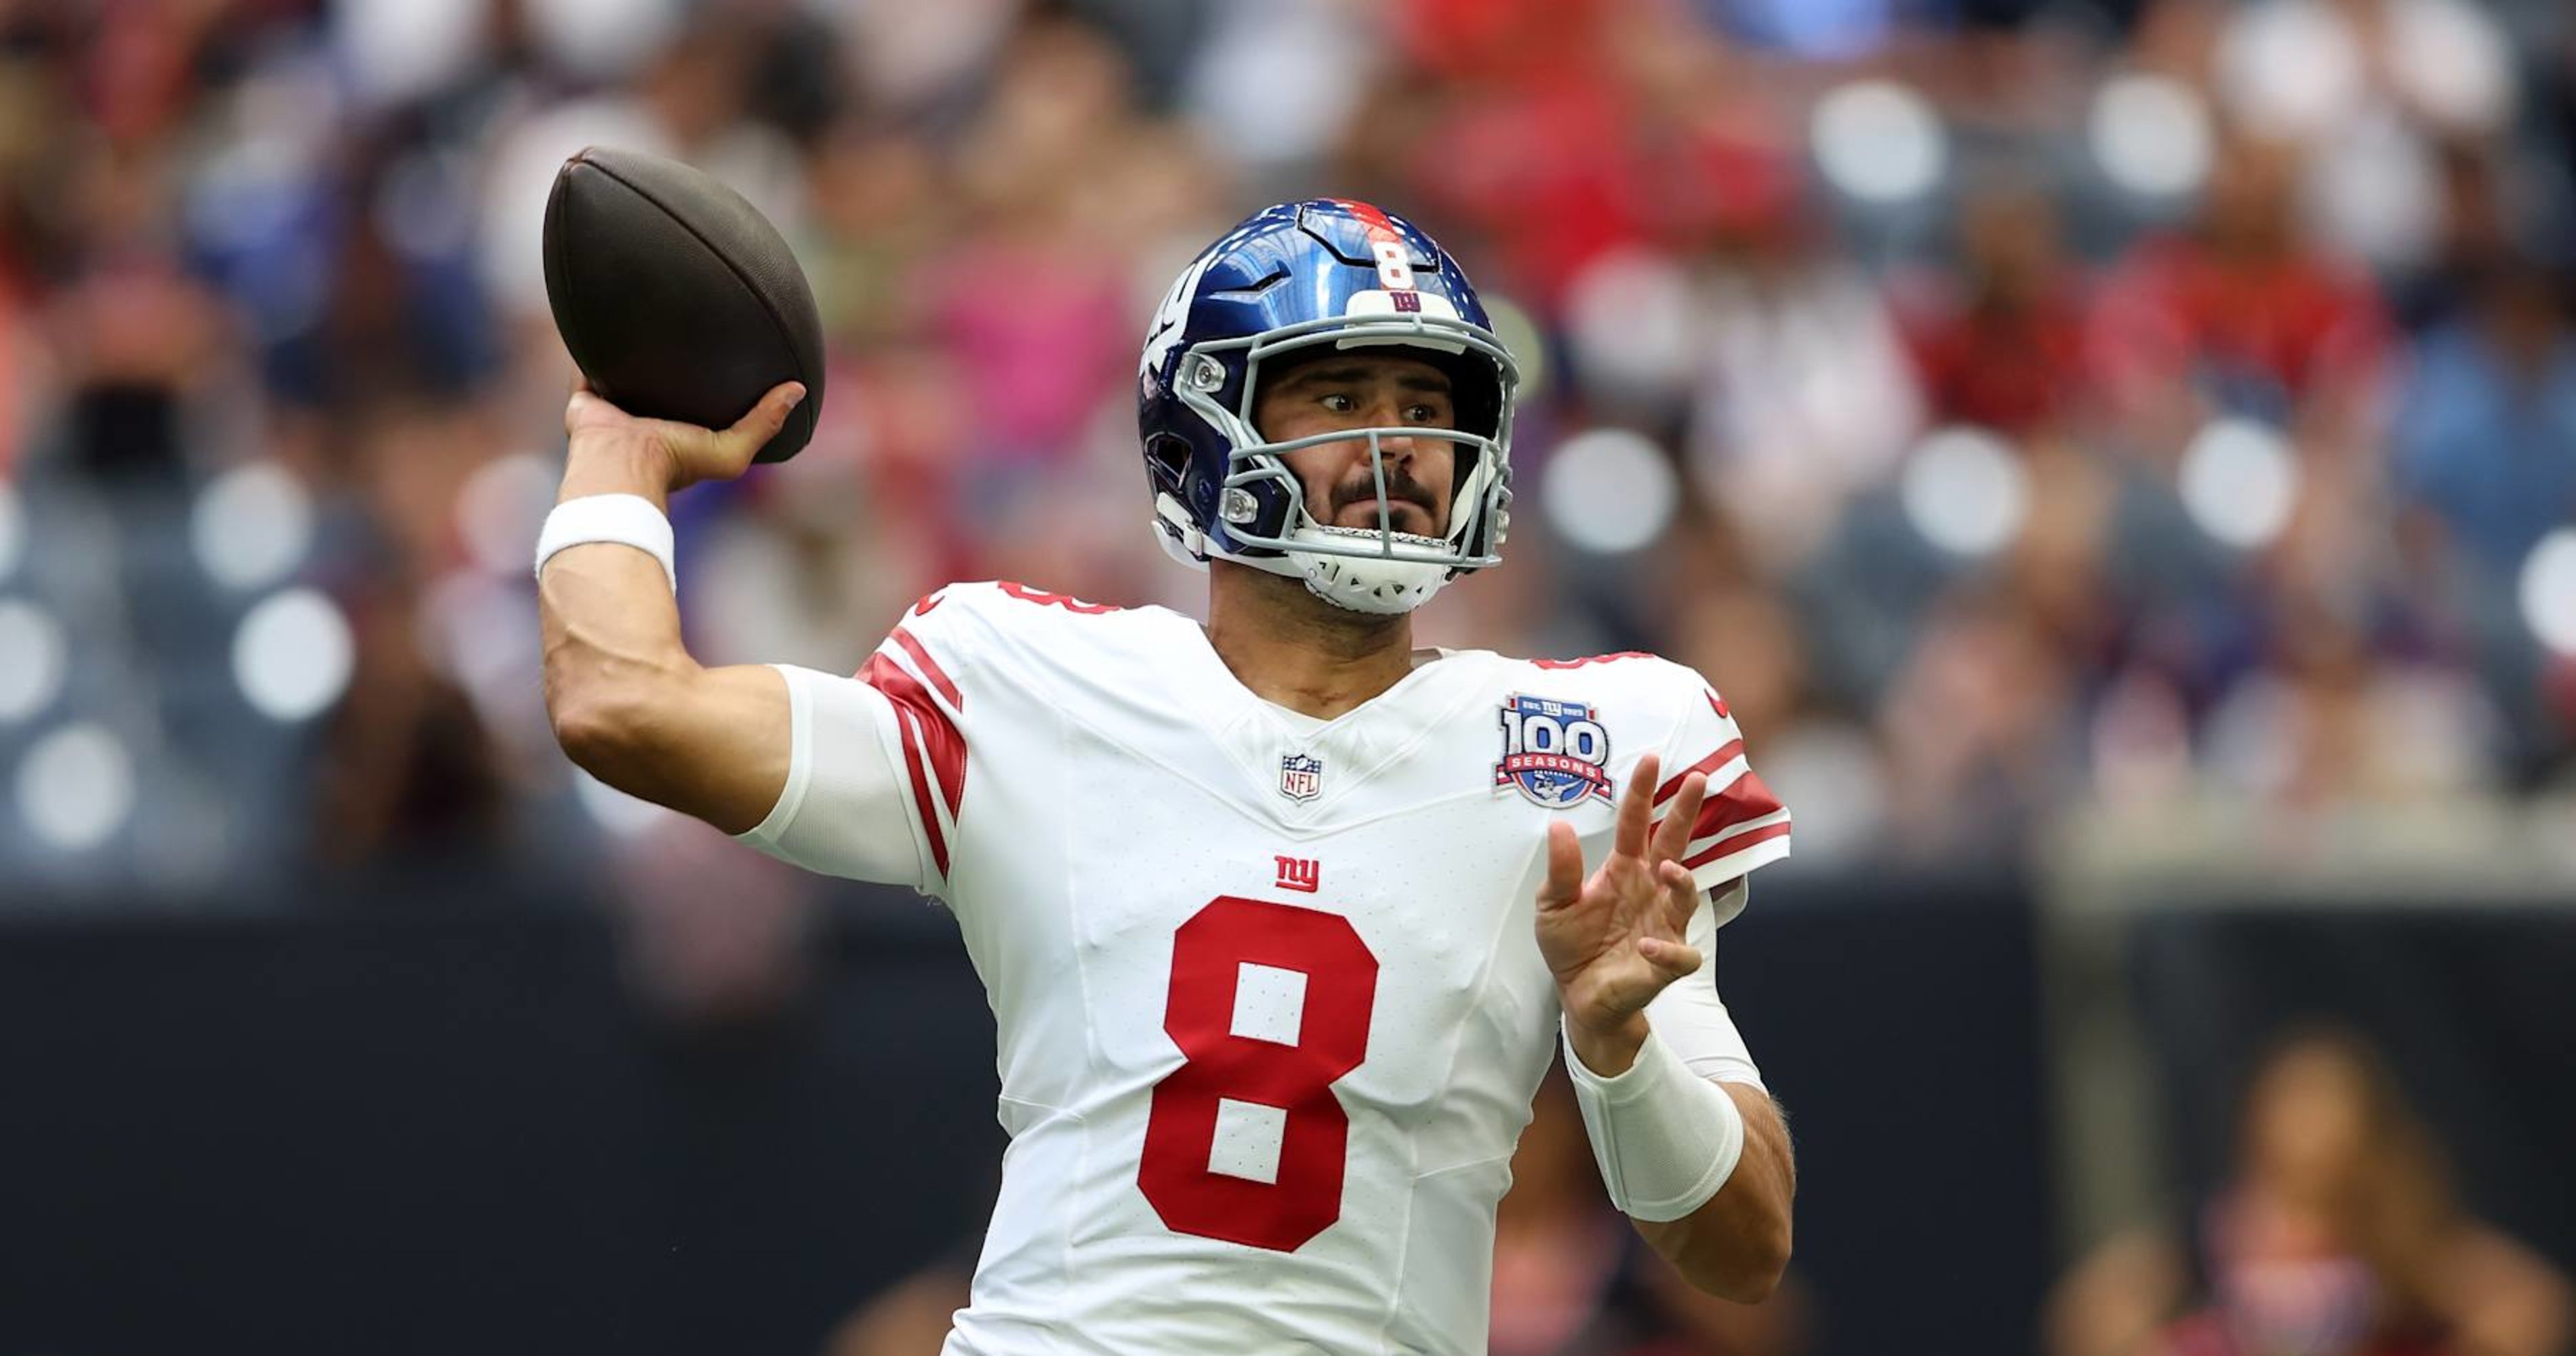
1900,281,2093,434
2091,235,2391,409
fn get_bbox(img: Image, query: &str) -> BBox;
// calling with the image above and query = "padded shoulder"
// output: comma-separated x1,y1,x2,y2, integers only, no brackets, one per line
1505,650,1719,724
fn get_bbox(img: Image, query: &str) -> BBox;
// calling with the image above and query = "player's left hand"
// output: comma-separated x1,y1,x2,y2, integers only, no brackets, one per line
1535,753,1710,1052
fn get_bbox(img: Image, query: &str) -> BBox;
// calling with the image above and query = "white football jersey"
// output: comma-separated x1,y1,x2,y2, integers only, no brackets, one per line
736,582,1792,1355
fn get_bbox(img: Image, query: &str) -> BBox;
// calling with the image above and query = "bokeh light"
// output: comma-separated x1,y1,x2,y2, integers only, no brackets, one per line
2518,530,2576,658
2216,0,2362,140
1483,295,1548,405
190,460,314,593
2385,0,2515,133
1812,81,1947,206
336,0,486,108
232,588,357,722
0,599,68,723
2179,419,2299,551
522,0,683,82
18,722,135,852
1563,250,1695,405
1542,430,1679,556
2091,74,2213,200
1900,427,2026,557
0,481,22,581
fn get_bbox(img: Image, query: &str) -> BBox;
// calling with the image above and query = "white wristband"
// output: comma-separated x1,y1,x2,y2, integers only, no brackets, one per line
535,494,676,593
1563,1018,1748,1222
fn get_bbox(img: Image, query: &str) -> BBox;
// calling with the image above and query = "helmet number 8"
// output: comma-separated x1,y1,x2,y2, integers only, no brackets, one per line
1138,896,1380,1252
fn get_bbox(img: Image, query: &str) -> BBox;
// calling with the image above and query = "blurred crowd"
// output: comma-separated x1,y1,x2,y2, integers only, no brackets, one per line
4,0,2576,893
2051,1028,2569,1356
5,6,2575,1353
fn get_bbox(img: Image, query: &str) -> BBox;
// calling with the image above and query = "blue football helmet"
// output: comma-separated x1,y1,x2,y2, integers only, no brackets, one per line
1138,199,1520,614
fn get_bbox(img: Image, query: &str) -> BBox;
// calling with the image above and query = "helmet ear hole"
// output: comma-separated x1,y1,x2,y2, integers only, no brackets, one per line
1146,433,1191,493
1435,351,1504,442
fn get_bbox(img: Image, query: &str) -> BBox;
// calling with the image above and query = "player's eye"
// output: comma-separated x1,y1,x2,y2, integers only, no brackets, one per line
1405,403,1441,423
1320,393,1357,414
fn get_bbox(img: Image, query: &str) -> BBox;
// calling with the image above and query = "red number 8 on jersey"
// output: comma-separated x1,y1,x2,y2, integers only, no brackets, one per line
1138,896,1380,1252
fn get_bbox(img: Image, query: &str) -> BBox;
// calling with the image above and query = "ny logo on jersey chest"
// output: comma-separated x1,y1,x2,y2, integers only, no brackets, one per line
1273,856,1321,893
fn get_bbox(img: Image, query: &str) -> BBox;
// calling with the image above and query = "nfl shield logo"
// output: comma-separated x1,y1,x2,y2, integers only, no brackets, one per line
1279,753,1323,802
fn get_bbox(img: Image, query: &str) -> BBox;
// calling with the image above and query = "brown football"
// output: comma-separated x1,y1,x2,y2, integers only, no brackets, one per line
543,146,823,463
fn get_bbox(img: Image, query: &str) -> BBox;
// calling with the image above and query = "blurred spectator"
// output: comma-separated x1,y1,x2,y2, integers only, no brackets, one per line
1898,180,2093,437
1673,582,1887,865
2048,1026,2573,1356
2091,132,2393,447
1876,581,2082,854
2208,0,2516,276
310,563,510,875
936,20,1157,473
1683,202,1925,572
2198,578,2501,807
2392,254,2576,585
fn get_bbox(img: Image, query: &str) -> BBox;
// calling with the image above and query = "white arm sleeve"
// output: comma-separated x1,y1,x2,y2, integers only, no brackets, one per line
1643,879,1765,1090
731,664,940,891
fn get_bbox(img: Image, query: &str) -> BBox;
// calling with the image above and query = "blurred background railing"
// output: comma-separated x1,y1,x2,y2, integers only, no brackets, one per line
2,1,2573,1353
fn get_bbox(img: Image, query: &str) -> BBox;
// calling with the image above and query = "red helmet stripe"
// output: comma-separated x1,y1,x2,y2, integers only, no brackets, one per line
1331,198,1403,245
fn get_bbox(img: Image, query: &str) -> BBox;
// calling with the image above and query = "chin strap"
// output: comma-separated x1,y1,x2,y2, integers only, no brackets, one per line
1152,493,1213,571
1161,492,1461,615
1292,525,1453,615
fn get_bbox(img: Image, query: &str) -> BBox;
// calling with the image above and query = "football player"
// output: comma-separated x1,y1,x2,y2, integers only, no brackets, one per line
538,200,1796,1353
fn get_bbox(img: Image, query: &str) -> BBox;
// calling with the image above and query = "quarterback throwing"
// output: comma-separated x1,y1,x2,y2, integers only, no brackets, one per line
538,200,1796,1353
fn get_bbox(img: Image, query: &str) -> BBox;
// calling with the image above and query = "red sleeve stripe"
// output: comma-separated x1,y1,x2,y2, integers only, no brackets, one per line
1680,767,1783,843
861,651,967,876
889,626,963,712
863,651,965,818
887,702,950,877
1654,739,1744,807
1681,820,1792,872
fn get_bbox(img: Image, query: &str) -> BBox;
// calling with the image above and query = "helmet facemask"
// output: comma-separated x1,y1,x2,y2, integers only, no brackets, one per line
1173,311,1519,616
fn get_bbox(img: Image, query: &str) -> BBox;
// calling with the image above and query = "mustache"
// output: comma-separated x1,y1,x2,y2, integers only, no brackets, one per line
1328,471,1436,519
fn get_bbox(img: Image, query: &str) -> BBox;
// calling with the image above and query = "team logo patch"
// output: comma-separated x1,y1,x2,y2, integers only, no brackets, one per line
1495,694,1613,807
1279,753,1324,803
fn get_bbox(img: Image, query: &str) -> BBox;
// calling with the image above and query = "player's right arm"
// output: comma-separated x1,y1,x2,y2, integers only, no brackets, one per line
539,381,807,835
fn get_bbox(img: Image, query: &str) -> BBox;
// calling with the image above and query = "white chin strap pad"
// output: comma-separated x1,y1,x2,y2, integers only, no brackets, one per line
1291,525,1453,614
1153,492,1213,572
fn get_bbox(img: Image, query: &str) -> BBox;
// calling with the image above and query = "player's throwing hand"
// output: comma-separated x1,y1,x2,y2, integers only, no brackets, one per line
564,376,805,494
1535,754,1712,1064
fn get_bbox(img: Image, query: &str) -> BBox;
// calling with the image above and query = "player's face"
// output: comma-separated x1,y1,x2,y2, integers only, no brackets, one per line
1254,353,1457,538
